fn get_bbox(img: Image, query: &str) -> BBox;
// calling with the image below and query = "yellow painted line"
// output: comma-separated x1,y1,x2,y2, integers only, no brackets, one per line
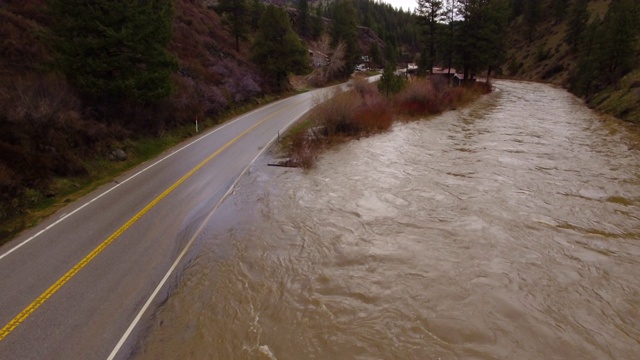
0,100,305,341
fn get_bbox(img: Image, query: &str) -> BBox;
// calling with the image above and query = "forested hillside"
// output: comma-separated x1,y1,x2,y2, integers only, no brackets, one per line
502,0,639,123
0,0,412,241
406,0,638,122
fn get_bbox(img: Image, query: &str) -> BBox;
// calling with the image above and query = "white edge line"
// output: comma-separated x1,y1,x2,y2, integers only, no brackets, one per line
0,97,294,262
106,107,310,360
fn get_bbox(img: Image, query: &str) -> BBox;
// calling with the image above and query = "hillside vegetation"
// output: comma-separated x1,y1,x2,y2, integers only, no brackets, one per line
0,0,267,238
502,0,640,123
0,0,415,242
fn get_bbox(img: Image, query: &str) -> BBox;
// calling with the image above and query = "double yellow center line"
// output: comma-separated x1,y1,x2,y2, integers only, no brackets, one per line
0,100,303,341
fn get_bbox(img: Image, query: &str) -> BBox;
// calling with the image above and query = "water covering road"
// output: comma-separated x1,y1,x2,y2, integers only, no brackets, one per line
134,80,640,359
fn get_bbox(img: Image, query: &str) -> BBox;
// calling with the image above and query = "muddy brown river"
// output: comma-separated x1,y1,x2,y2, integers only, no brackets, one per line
133,80,640,359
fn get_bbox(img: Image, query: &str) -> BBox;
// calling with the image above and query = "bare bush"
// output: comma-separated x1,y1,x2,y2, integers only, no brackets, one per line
210,58,261,104
201,84,228,117
226,74,261,103
310,89,360,136
394,78,442,115
352,100,393,133
288,130,320,169
170,75,229,121
396,78,435,104
307,35,346,86
5,74,79,128
351,77,376,98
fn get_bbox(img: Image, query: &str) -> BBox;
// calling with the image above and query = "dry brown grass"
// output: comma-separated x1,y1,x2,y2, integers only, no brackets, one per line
285,84,395,168
310,89,361,136
283,77,493,169
394,79,441,115
395,78,492,118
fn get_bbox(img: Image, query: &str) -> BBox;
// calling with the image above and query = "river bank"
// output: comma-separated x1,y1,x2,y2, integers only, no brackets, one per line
280,77,492,169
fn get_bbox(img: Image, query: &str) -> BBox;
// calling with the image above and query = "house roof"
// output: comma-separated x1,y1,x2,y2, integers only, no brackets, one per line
431,67,457,74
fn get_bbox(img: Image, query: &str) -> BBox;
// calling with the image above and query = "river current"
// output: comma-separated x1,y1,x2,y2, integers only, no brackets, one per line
134,80,640,359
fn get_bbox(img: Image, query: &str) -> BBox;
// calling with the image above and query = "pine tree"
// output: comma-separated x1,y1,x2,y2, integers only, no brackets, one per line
552,0,569,22
600,0,639,78
49,0,177,105
457,0,508,80
251,6,311,91
384,35,398,65
370,42,383,68
416,0,444,74
523,0,542,41
443,0,459,75
330,0,360,78
571,20,604,97
571,0,639,96
378,64,406,98
311,6,324,40
249,0,265,31
217,0,249,52
298,0,310,38
566,0,589,51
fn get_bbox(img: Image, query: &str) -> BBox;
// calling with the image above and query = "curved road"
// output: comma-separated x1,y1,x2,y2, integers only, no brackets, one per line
0,83,347,359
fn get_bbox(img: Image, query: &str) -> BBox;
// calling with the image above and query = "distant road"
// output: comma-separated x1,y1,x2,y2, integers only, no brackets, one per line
0,81,351,359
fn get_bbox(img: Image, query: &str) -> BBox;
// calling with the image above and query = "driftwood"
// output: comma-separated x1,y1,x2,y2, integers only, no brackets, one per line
267,159,298,168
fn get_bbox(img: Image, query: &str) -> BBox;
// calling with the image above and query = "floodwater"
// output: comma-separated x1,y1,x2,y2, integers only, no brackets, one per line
133,80,640,359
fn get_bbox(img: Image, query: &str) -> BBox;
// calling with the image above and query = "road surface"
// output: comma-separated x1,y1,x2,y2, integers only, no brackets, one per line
0,83,344,359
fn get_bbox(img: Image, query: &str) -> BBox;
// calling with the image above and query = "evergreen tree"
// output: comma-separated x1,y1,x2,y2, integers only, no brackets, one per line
311,6,324,40
249,0,265,31
457,0,508,80
443,0,459,75
416,0,444,74
298,0,310,38
330,0,360,78
510,0,523,18
485,0,510,77
378,64,406,98
251,6,311,91
523,0,542,41
566,0,589,51
552,0,569,22
571,20,604,97
600,0,639,78
49,0,177,105
370,42,383,68
384,35,398,65
217,0,249,52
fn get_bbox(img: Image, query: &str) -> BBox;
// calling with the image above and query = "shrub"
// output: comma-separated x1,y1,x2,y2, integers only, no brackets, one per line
169,75,229,122
201,85,228,117
211,58,262,103
395,78,442,115
4,74,80,129
352,101,393,133
310,89,360,136
351,76,372,97
288,129,320,169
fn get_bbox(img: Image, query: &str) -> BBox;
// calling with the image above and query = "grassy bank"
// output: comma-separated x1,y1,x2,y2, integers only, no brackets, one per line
280,77,492,169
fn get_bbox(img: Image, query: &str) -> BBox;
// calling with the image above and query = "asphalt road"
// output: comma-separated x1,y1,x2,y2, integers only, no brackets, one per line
0,84,344,359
